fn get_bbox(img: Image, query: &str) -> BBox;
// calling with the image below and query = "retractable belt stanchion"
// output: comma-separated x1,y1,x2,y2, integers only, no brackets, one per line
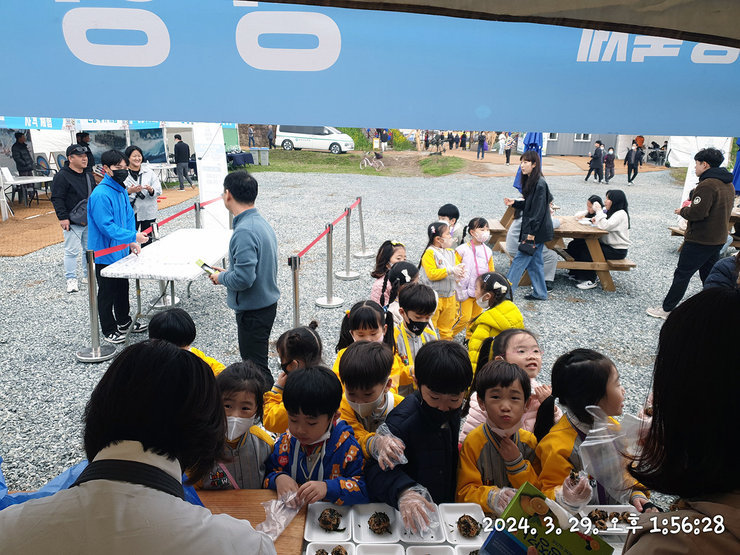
288,255,301,327
151,222,180,308
353,196,375,258
315,223,343,308
76,250,117,363
335,206,360,281
194,201,202,229
228,212,234,230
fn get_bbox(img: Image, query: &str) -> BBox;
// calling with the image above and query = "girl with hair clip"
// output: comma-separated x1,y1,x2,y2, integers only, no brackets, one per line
567,189,631,290
453,217,495,340
461,329,562,443
333,300,407,394
534,349,654,514
384,261,422,327
370,240,407,306
466,272,524,374
201,362,274,490
418,221,466,340
263,321,323,434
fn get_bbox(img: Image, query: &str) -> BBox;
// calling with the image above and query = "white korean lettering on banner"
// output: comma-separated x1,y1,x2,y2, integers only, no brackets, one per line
587,30,611,62
691,44,740,64
631,36,682,62
62,7,170,67
601,32,629,62
235,11,341,71
576,29,593,62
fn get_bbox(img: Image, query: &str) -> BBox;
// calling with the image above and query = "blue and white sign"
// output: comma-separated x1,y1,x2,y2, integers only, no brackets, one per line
0,116,66,130
1,1,738,135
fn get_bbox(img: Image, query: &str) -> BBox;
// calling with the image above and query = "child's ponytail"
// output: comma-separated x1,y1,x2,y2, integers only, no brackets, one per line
478,272,513,308
418,221,448,269
386,261,419,305
334,300,393,353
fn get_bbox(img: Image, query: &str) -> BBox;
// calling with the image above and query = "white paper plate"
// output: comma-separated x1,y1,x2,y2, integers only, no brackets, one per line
406,546,455,555
398,504,445,543
304,502,353,543
351,503,401,543
438,503,487,546
305,542,356,555
579,505,639,536
356,544,404,555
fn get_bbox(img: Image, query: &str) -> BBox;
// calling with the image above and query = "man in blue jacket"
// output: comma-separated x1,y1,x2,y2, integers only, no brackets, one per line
209,171,279,389
87,150,149,344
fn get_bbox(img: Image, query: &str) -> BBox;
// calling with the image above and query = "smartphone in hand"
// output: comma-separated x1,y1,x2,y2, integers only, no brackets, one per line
196,259,217,275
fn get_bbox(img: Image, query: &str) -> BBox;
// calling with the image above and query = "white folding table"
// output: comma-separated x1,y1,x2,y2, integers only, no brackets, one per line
101,228,232,333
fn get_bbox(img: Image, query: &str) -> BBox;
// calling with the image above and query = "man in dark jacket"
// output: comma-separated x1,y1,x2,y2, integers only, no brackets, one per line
11,132,34,176
624,143,643,183
173,134,193,190
647,148,735,319
51,144,97,293
604,146,616,184
585,140,604,182
75,132,95,173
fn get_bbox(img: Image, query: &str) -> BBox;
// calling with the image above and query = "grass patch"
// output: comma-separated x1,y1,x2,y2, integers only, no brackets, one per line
668,166,687,184
243,149,367,174
419,155,465,176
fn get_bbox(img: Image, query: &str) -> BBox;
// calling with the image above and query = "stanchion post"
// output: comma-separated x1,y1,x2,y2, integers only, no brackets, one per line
353,196,374,258
315,223,343,308
228,211,234,230
151,222,160,241
335,207,360,280
194,202,202,229
76,251,117,363
288,255,301,328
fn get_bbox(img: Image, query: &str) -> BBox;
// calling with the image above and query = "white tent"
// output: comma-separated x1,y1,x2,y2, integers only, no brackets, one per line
29,129,74,168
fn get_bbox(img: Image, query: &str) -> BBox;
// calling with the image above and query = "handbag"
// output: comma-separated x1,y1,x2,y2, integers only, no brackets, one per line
518,240,536,256
69,173,92,226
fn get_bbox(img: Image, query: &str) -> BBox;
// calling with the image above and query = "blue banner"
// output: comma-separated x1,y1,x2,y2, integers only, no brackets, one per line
0,116,65,130
1,2,738,135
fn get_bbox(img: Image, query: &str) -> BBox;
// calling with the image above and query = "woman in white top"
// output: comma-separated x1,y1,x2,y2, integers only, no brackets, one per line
567,189,631,289
125,145,162,247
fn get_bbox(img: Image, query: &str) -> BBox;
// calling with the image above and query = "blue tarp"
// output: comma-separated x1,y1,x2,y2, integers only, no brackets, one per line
512,132,544,192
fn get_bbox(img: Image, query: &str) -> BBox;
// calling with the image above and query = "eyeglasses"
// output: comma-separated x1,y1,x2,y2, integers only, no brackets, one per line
68,147,87,155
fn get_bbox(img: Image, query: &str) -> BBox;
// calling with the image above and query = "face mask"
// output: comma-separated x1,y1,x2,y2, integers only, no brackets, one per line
226,416,255,441
608,151,614,155
348,391,387,418
420,398,461,427
476,294,490,309
303,422,332,446
404,315,428,336
111,169,129,185
487,417,523,439
475,230,491,244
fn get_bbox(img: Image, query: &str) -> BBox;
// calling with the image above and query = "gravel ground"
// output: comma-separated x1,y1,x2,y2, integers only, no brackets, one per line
0,167,706,494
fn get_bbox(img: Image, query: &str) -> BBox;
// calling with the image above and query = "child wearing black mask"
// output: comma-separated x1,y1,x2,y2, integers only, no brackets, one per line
365,341,473,534
393,282,439,397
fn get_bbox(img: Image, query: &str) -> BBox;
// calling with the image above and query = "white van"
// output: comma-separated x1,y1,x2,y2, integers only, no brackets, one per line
276,125,354,154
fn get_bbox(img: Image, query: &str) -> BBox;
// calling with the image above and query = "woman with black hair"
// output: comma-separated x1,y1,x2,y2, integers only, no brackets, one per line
504,150,554,301
568,189,631,289
624,288,740,552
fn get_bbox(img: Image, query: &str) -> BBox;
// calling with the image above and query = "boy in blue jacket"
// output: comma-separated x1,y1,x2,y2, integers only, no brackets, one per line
365,340,473,532
87,150,148,344
264,366,368,506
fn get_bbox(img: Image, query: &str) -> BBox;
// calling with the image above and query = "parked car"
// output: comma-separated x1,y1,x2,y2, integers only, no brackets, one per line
276,125,354,154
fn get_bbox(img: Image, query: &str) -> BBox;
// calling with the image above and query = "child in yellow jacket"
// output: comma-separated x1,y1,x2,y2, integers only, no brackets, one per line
338,341,406,470
534,349,654,513
418,221,465,340
263,322,323,434
457,360,541,515
467,272,524,373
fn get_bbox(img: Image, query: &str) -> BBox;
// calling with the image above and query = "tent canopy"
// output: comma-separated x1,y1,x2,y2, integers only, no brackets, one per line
273,0,740,48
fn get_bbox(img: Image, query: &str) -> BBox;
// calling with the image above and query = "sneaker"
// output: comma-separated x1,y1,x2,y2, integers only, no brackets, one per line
523,294,546,301
118,320,149,334
66,278,79,293
576,280,599,290
80,276,88,285
545,281,554,292
646,306,671,319
104,331,126,344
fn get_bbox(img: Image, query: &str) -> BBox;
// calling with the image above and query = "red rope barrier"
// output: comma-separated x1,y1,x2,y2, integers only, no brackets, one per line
297,226,330,258
93,243,130,258
331,209,349,227
200,195,222,207
158,204,195,227
350,197,361,210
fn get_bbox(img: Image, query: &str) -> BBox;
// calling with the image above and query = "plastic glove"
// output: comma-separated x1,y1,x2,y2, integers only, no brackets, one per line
452,264,466,280
369,424,407,470
255,491,304,540
556,470,592,512
398,485,437,535
488,487,516,515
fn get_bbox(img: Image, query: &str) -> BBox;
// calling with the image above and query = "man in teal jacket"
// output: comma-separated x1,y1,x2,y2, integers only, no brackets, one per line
209,171,279,389
88,150,148,344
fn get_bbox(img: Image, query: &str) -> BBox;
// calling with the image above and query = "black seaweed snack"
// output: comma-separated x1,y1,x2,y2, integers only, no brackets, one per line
594,519,608,531
318,508,345,532
621,511,635,522
609,512,621,522
315,550,328,555
331,547,347,555
569,469,580,484
468,551,480,555
457,514,482,538
368,512,392,535
587,509,608,522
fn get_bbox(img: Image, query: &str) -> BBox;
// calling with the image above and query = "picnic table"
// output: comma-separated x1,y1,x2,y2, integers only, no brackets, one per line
669,206,740,250
490,206,636,292
199,489,306,555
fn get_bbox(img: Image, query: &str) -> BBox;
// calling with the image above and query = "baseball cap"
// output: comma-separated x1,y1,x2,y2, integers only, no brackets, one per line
66,144,87,156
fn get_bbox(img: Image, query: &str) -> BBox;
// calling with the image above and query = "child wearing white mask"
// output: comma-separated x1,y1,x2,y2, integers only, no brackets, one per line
466,272,524,374
453,217,495,341
200,362,274,490
338,341,407,471
457,360,541,515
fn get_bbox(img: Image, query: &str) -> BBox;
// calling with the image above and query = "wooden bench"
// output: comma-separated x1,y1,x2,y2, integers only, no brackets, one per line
669,225,740,252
